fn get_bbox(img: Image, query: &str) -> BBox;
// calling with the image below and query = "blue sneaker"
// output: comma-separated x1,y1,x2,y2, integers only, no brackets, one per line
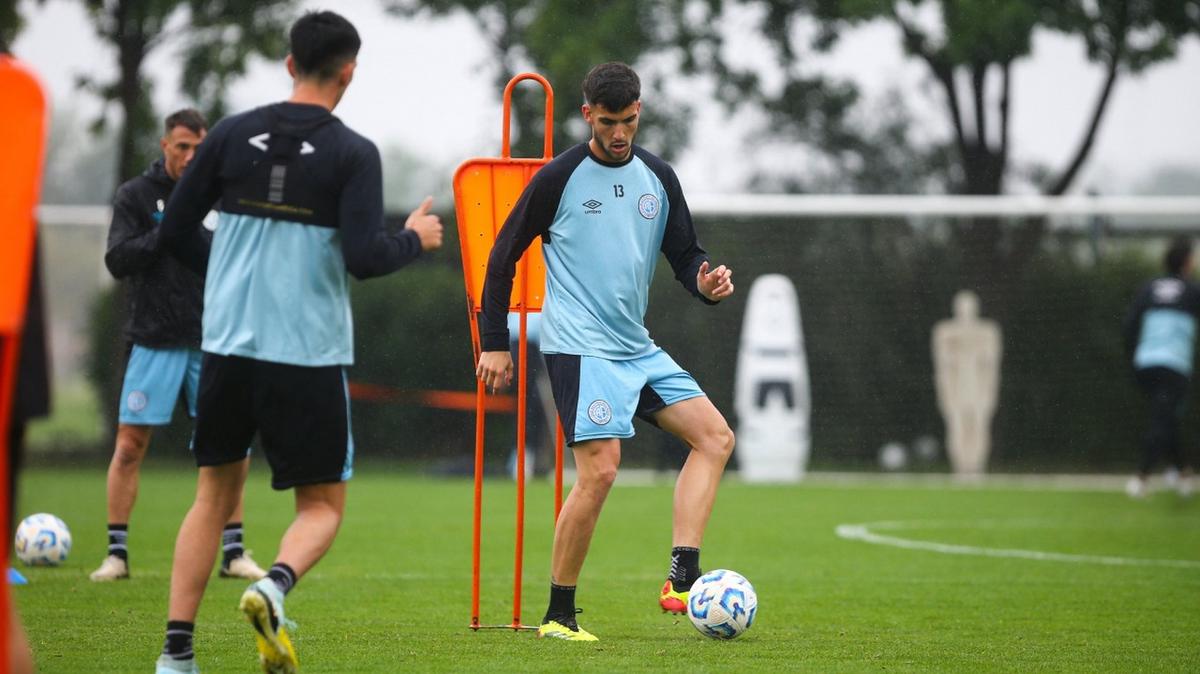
239,578,298,673
155,654,200,673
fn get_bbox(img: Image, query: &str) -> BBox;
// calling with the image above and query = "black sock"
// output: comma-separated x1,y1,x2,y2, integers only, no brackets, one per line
267,563,297,596
221,522,245,566
544,583,577,624
107,523,128,562
161,620,194,661
668,546,701,592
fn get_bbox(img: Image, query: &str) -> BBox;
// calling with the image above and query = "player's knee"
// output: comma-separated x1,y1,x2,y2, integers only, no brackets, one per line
696,422,734,459
112,442,146,470
583,465,619,493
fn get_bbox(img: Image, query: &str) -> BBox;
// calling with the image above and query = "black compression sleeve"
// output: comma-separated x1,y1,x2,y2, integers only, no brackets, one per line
658,168,716,305
339,141,422,279
479,177,556,352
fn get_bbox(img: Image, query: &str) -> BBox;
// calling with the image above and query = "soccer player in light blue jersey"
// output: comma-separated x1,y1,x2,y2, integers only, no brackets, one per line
1123,236,1199,498
477,62,736,641
152,11,443,673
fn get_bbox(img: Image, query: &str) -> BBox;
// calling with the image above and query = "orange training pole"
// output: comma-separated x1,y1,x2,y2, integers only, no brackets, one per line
470,374,486,629
454,72,553,631
512,300,528,629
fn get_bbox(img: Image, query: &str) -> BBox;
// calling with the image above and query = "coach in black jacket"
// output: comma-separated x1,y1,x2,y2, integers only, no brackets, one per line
92,108,265,583
105,153,207,348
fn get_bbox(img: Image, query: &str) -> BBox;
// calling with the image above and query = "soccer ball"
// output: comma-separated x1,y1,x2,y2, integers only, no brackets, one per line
687,569,757,639
14,513,72,566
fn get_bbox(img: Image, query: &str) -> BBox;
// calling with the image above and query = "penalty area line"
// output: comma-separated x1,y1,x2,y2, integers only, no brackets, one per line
835,522,1200,570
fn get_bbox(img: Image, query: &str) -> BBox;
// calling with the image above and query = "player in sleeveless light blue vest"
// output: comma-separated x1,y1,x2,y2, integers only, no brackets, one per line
477,63,736,641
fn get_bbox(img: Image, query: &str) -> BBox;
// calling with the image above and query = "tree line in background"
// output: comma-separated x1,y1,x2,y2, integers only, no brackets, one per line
5,0,1197,196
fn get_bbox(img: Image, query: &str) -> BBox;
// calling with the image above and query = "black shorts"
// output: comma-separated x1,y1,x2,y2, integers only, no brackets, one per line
194,353,352,490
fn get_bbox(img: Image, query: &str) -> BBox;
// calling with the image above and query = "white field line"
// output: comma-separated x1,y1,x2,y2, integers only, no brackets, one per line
835,521,1200,570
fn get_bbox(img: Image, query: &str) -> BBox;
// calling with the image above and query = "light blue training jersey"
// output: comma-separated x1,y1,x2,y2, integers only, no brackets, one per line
480,143,714,360
1126,275,1200,377
158,103,424,367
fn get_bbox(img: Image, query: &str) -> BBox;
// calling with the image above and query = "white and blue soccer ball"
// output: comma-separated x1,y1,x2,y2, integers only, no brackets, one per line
687,569,757,639
14,513,72,567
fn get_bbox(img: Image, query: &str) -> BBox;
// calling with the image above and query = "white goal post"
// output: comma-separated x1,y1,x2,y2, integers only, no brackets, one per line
37,195,1200,228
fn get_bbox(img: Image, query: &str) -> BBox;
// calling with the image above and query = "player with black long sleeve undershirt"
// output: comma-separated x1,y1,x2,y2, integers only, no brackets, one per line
152,11,443,673
476,62,736,641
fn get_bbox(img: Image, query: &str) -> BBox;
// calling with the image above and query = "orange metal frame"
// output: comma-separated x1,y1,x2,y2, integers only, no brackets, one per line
453,72,564,631
0,54,49,668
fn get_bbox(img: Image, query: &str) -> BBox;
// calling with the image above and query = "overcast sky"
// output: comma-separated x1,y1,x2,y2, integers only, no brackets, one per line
13,0,1200,196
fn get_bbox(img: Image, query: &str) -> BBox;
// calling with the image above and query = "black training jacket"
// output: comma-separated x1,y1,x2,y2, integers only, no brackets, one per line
104,159,210,348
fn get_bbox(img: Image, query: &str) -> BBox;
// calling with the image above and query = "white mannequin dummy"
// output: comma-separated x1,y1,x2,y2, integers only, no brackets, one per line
932,290,1002,474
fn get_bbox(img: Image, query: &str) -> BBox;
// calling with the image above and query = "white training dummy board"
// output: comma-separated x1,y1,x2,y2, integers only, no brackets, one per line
734,274,811,482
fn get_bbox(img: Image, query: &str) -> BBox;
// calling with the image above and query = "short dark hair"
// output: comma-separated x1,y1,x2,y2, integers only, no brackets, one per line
164,108,207,136
289,11,361,80
1165,236,1193,275
582,62,640,111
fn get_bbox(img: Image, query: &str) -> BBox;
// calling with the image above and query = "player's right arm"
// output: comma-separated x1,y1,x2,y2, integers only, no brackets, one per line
339,139,442,279
104,183,160,279
476,174,558,391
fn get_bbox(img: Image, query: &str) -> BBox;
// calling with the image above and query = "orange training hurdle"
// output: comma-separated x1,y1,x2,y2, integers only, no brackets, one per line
453,72,564,631
0,53,49,667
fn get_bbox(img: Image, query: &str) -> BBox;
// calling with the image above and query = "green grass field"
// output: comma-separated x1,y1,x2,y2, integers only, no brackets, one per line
13,468,1200,672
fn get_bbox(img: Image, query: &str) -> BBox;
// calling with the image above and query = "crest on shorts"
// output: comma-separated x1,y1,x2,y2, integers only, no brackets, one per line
638,194,660,220
587,399,613,425
127,391,148,412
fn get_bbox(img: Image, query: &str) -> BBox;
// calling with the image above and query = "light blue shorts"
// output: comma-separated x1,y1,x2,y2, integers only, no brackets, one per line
544,348,706,445
118,345,201,425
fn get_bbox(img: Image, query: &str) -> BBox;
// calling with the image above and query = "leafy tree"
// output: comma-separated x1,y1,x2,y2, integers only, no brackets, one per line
384,0,720,159
78,0,295,182
1,1,40,47
710,0,1199,309
723,0,1200,197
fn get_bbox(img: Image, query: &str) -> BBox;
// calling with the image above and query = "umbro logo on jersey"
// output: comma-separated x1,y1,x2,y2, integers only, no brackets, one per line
582,199,603,214
248,133,316,155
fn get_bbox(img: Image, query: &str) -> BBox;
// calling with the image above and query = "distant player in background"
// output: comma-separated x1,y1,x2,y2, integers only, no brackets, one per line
92,109,266,583
476,62,735,641
1123,236,1199,498
154,11,442,673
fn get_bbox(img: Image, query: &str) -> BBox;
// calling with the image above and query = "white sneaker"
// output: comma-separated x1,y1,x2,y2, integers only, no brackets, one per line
1125,476,1148,499
220,551,267,580
89,554,129,581
155,654,200,673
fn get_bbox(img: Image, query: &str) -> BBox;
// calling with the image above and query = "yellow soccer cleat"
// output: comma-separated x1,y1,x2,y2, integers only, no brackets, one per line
537,618,599,642
659,579,688,615
239,579,299,673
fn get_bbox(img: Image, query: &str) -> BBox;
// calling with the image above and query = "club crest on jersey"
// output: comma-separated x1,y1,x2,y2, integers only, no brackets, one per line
587,400,613,425
582,199,603,214
638,194,660,219
127,391,148,412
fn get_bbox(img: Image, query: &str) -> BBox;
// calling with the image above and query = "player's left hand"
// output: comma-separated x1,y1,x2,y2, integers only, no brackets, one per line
697,260,733,301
